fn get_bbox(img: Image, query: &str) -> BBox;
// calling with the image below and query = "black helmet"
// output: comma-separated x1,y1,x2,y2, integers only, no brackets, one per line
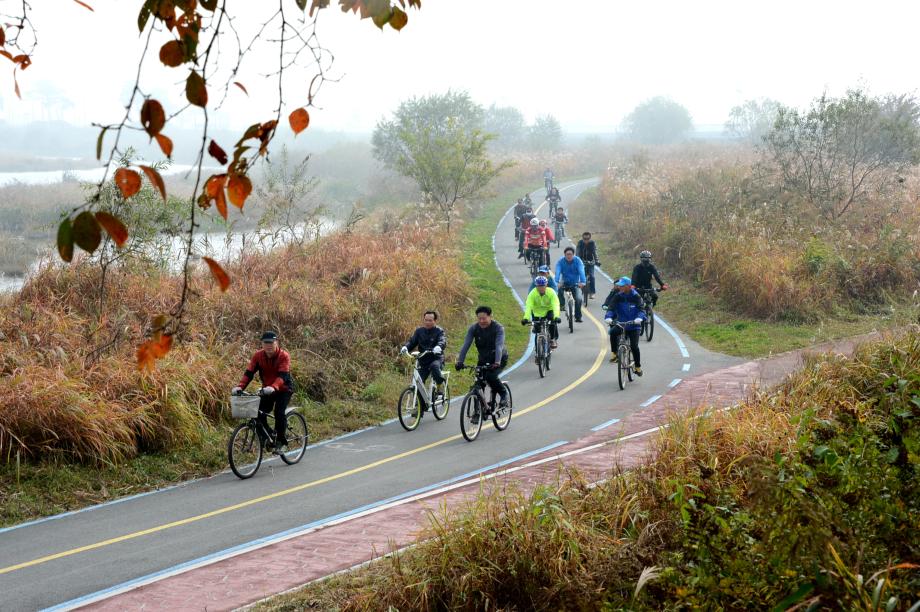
639,250,652,260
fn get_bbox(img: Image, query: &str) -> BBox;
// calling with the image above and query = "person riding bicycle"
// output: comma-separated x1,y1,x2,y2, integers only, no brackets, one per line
576,232,600,298
455,306,510,415
518,206,536,258
555,246,586,323
601,277,647,376
553,206,568,227
513,198,528,235
523,193,533,207
528,264,558,292
400,310,447,403
524,218,549,266
232,331,294,451
544,168,554,191
538,218,554,264
632,250,668,307
523,275,561,349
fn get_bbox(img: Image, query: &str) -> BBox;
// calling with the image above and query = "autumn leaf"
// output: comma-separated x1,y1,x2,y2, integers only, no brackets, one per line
202,256,231,291
94,211,129,247
96,127,107,160
72,0,94,11
139,165,166,201
233,81,248,96
159,40,184,67
155,133,174,158
201,0,218,10
204,174,228,219
208,139,228,165
72,211,102,254
0,26,5,47
13,68,20,99
389,7,408,30
137,333,173,372
140,98,165,138
186,70,208,107
114,167,142,198
289,108,310,135
57,218,74,262
227,173,252,209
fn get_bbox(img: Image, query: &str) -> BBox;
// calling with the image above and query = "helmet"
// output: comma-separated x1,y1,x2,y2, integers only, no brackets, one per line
535,276,548,287
530,218,539,226
537,265,550,274
639,250,652,260
539,219,547,226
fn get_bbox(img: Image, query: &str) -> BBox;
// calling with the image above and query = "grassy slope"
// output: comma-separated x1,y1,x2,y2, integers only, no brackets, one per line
0,188,532,528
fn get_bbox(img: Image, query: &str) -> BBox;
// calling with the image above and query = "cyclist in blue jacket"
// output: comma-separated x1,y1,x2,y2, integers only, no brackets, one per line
601,276,647,376
554,247,586,323
528,265,558,293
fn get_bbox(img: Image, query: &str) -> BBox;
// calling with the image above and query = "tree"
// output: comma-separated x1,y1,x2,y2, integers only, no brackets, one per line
622,97,692,144
372,91,511,233
254,146,325,248
764,89,920,221
529,114,563,151
726,98,781,145
484,104,527,151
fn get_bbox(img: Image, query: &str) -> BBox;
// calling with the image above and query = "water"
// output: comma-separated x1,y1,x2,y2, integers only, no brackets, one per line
0,164,216,187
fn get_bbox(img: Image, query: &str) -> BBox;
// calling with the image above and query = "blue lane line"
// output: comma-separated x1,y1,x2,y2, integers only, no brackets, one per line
591,417,621,432
44,439,569,612
492,201,535,376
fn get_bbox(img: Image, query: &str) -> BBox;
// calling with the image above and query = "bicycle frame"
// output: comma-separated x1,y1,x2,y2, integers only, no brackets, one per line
406,350,448,406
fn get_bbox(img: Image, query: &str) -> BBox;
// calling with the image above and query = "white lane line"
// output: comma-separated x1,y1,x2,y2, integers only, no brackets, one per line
591,417,621,432
682,363,691,372
668,378,682,388
640,394,662,407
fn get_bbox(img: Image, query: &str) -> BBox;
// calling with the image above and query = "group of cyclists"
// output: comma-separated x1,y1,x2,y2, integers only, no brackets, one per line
231,170,669,444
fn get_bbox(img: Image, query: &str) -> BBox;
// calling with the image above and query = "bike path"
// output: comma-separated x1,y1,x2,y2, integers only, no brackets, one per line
0,179,738,610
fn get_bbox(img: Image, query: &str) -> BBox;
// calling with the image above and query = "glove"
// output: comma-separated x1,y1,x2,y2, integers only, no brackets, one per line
454,362,463,371
231,386,242,395
596,262,602,267
261,386,275,395
490,363,501,370
605,318,613,325
661,284,669,290
633,318,643,325
399,346,409,355
433,346,442,355
521,319,529,326
554,317,562,324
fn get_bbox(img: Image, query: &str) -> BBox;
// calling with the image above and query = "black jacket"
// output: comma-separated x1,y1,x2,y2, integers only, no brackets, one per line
632,262,664,289
576,239,598,264
457,321,507,366
404,326,447,363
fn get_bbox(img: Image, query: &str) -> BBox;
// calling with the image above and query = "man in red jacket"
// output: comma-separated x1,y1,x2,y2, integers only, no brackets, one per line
232,331,294,451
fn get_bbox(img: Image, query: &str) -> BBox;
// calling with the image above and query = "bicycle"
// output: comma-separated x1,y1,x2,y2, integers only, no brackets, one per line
637,287,664,342
583,261,597,301
228,391,308,479
605,319,635,391
456,364,513,442
525,318,553,377
553,220,565,247
559,285,577,333
526,246,543,278
397,350,451,431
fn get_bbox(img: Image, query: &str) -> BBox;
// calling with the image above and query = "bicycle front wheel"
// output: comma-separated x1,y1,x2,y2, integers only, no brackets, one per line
567,299,574,333
617,344,629,390
228,422,263,479
492,383,513,431
432,380,450,420
460,393,483,442
398,387,422,431
536,335,546,378
280,412,308,465
646,310,655,342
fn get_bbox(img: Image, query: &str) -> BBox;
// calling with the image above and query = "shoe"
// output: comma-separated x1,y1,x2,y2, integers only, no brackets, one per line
550,340,558,349
273,443,288,455
634,366,643,376
499,398,509,410
575,318,583,323
517,253,524,259
470,411,480,425
609,355,618,363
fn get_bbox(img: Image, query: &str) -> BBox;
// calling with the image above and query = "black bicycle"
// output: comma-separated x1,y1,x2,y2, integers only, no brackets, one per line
525,318,553,377
553,219,565,247
560,285,577,333
606,320,635,391
637,288,662,342
526,247,543,278
228,391,308,479
583,261,597,301
456,364,513,442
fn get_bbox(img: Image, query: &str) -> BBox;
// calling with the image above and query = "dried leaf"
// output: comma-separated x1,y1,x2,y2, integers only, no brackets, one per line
72,211,102,254
137,333,173,372
233,81,248,96
139,165,166,201
202,256,231,291
289,108,310,135
159,40,184,67
114,168,142,198
96,126,107,161
227,173,252,209
186,70,208,107
94,211,129,247
201,0,218,10
0,26,5,47
389,7,408,30
205,174,228,219
140,98,165,137
72,0,94,10
13,68,20,99
155,133,173,158
57,218,74,262
208,139,228,165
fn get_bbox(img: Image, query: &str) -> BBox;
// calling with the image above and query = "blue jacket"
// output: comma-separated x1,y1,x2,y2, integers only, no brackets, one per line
555,256,586,287
528,275,558,293
601,288,647,330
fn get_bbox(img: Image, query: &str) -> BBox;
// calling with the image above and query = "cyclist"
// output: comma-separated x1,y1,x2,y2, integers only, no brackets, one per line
528,264,558,292
523,275,561,349
524,218,549,266
523,193,533,207
538,218,554,264
632,250,668,307
552,205,568,228
455,306,510,416
544,167,554,192
517,206,536,258
576,232,600,298
232,331,294,452
555,246,586,323
513,198,528,239
601,277,647,376
400,310,447,403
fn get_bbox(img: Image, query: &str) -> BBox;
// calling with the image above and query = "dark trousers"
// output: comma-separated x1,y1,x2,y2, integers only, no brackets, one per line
418,359,446,385
533,314,559,341
584,263,596,295
479,354,509,401
559,286,583,319
638,287,658,306
526,246,546,266
258,391,292,444
610,326,641,367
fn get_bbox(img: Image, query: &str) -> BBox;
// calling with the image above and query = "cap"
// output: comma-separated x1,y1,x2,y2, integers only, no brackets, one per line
615,277,632,287
260,331,278,342
537,265,550,273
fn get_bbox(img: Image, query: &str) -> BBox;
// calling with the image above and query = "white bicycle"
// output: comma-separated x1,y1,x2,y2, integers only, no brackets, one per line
397,350,451,431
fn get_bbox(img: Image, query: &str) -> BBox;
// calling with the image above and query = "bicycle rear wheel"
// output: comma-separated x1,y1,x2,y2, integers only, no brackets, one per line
460,394,483,442
536,335,546,378
567,297,574,333
397,387,422,431
492,383,513,431
280,412,308,465
617,344,629,390
432,380,450,420
646,310,655,342
228,422,263,479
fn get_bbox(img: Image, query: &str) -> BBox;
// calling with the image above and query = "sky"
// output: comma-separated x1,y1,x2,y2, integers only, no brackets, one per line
2,0,919,134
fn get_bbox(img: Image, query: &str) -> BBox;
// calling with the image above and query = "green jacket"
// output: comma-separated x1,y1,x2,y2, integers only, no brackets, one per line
524,287,560,320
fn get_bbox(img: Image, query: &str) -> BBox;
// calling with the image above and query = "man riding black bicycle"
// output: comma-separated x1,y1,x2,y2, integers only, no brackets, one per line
602,278,647,376
632,250,668,306
456,306,510,415
523,275,561,349
544,168,554,193
576,232,600,298
232,331,294,452
555,246,586,324
552,206,567,242
513,198,528,239
400,310,447,403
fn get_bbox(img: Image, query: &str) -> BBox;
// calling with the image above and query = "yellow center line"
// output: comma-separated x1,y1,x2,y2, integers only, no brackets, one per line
0,183,607,577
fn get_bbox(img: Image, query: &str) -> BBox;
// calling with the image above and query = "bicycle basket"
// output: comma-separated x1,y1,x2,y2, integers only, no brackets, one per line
230,395,261,419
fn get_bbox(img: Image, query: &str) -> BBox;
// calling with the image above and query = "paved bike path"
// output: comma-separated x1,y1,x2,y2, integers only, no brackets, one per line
0,179,738,610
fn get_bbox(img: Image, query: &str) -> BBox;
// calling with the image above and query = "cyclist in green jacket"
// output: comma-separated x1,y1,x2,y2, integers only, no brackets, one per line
523,276,561,349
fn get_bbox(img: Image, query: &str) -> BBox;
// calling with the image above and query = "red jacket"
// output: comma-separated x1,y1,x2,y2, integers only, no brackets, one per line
239,349,293,393
525,226,548,248
541,225,554,242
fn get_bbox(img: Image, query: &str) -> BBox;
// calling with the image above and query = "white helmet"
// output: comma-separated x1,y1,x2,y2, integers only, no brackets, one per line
530,218,539,226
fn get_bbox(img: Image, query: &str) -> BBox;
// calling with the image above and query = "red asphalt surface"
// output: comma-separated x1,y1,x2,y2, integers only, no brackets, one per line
79,335,875,611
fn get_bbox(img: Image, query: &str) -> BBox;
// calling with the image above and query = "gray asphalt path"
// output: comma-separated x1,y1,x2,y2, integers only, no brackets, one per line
0,179,739,610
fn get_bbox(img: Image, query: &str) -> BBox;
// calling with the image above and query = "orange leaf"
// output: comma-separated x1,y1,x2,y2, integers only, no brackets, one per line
202,256,230,291
289,108,310,135
114,168,142,198
227,174,252,209
389,7,408,30
140,98,165,137
94,212,129,247
205,174,229,219
13,68,20,99
155,133,173,158
208,139,228,165
186,70,208,107
0,26,5,47
72,0,94,10
139,165,166,201
137,334,173,372
159,40,184,67
233,81,248,96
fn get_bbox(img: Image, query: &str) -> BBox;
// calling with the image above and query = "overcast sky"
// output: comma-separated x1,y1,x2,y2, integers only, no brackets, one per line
2,0,919,133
